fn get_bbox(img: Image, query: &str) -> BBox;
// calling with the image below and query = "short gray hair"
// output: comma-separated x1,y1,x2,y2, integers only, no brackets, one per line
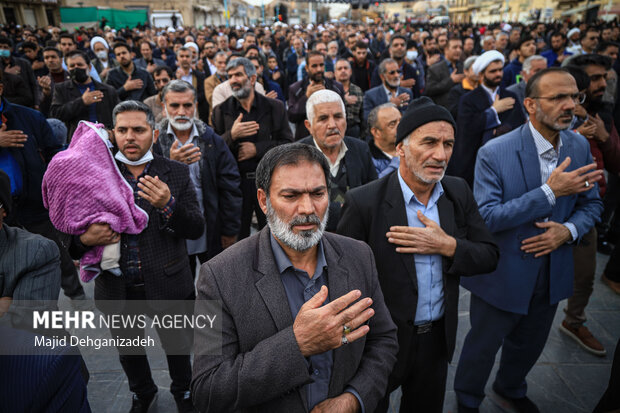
464,55,478,71
176,46,191,57
368,103,397,130
215,50,228,60
306,89,345,127
495,32,508,41
256,143,330,196
481,35,494,46
112,100,155,130
328,40,339,49
161,79,197,102
225,57,256,77
378,58,398,75
522,55,547,74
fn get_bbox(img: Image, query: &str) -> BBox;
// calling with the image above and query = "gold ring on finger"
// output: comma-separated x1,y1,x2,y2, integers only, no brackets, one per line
343,325,351,335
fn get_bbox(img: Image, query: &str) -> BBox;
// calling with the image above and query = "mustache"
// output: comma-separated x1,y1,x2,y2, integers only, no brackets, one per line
289,214,321,228
423,161,447,168
593,87,606,94
173,116,191,122
326,128,341,136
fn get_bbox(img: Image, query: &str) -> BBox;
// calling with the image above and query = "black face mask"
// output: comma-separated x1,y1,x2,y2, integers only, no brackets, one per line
70,67,89,84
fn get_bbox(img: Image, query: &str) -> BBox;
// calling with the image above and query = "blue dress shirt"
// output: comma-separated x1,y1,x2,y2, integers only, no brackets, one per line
397,171,445,324
270,235,365,412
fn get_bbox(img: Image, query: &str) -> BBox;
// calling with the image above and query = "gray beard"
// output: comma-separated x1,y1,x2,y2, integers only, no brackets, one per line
169,117,194,131
266,198,328,252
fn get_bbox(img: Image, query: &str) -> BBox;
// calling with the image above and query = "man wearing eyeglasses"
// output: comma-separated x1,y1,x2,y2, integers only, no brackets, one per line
363,58,413,121
455,67,604,413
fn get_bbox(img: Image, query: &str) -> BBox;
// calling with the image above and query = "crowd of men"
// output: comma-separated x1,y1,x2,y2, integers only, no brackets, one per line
0,16,619,413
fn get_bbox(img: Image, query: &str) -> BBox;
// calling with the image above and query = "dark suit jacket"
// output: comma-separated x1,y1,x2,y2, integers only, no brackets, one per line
447,85,526,186
156,119,242,259
362,85,413,120
69,155,204,301
288,78,345,140
1,72,34,108
299,136,378,230
337,173,499,363
49,79,119,141
106,64,157,101
0,224,60,301
0,56,38,107
212,92,293,173
191,228,398,413
425,60,463,108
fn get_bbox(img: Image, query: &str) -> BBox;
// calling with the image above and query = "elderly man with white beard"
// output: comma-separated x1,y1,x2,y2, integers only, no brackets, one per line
155,79,242,275
191,143,398,413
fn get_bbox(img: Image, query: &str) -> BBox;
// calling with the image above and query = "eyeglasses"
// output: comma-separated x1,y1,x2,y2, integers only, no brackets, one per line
531,92,586,105
387,69,402,75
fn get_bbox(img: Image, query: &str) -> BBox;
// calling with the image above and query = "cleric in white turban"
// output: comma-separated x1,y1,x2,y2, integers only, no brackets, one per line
472,50,505,75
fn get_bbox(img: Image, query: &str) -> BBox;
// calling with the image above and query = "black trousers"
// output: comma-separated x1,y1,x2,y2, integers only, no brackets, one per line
375,318,448,413
111,286,194,399
239,174,266,239
188,251,210,280
22,219,85,299
594,337,620,412
604,237,620,282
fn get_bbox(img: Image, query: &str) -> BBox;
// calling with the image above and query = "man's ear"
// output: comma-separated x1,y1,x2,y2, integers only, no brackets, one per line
257,188,268,215
304,119,312,133
153,129,160,144
523,97,537,118
396,141,405,157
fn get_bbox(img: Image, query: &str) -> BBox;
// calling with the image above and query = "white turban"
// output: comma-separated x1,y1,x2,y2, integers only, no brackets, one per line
472,50,505,75
90,36,108,52
184,42,199,52
567,28,580,39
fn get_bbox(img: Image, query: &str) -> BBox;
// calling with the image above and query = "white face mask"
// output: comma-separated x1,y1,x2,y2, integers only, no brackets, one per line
407,50,418,61
114,132,155,166
96,50,108,60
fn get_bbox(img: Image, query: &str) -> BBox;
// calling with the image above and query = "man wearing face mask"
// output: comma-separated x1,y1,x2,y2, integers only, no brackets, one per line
0,36,38,109
50,50,119,141
90,36,118,83
68,100,204,413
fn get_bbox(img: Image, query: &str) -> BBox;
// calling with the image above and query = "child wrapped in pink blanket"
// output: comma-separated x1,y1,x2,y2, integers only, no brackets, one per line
42,121,149,282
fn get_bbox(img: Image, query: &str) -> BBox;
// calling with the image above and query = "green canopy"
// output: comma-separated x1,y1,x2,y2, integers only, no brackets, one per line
60,7,148,29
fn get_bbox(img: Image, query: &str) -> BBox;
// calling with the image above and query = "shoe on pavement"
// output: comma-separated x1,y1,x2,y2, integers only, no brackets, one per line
129,392,157,413
457,402,480,413
492,383,540,413
559,321,606,356
602,273,620,295
174,390,197,413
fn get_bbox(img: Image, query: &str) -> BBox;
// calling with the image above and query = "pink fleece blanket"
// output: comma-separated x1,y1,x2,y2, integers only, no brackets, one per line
42,121,149,282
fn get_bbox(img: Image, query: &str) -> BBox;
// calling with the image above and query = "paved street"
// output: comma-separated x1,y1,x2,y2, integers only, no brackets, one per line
62,252,619,413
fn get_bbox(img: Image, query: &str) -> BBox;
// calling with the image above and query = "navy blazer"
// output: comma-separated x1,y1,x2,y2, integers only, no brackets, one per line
363,85,413,120
465,124,603,314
